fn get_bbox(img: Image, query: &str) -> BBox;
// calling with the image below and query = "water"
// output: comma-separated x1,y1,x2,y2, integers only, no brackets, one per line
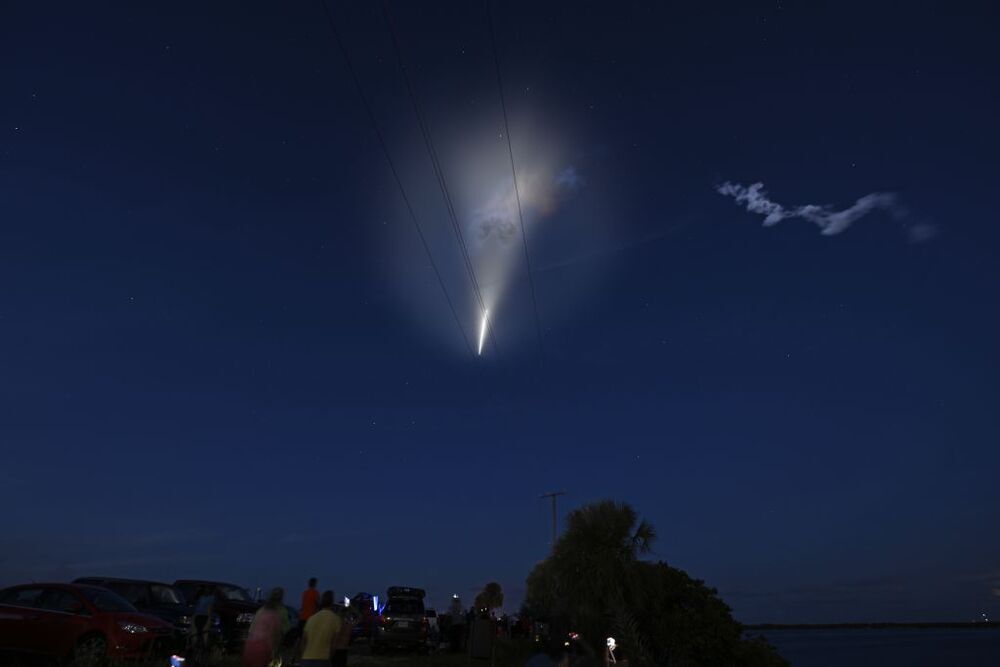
757,628,1000,667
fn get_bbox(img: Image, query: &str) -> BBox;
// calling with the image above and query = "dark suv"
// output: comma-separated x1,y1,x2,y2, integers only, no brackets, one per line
74,577,190,644
174,579,260,649
372,586,428,653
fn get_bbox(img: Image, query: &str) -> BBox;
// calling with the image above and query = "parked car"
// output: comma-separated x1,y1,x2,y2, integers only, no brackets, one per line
0,582,173,663
174,579,260,650
372,586,428,653
73,576,191,644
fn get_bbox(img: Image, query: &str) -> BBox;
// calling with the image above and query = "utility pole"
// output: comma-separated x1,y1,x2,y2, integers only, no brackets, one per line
539,491,566,548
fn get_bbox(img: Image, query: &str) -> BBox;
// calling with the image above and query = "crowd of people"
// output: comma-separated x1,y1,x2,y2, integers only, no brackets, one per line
223,577,611,667
230,578,350,667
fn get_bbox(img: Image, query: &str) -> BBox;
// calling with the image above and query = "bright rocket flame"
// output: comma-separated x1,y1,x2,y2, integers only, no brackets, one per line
477,309,489,356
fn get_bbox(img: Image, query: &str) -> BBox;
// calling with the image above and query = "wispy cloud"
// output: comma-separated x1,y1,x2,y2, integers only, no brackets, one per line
717,181,936,242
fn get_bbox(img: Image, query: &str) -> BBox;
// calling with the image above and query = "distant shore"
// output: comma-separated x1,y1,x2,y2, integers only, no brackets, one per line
746,622,1000,630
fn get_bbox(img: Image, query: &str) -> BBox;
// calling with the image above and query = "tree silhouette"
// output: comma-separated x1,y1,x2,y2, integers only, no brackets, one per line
475,582,504,612
524,500,787,666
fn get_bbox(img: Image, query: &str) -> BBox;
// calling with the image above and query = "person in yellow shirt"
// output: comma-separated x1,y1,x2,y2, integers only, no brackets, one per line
299,590,341,666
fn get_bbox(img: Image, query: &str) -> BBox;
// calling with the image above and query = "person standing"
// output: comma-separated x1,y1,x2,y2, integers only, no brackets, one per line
448,595,466,652
331,601,353,667
300,577,320,625
299,590,342,667
243,588,287,667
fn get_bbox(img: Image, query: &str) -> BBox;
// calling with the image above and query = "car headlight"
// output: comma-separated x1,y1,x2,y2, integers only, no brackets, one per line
237,612,255,624
119,622,149,634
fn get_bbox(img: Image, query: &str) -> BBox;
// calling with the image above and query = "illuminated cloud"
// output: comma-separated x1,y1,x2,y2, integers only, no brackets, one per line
717,181,936,241
470,164,582,251
556,166,581,190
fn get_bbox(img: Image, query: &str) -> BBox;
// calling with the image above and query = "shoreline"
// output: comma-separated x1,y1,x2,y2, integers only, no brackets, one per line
746,622,1000,630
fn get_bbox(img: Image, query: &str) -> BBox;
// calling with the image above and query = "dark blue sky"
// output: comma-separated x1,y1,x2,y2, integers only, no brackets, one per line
2,1,998,623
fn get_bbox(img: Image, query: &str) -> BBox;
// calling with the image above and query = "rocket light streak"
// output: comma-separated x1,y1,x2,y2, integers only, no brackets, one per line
477,309,490,356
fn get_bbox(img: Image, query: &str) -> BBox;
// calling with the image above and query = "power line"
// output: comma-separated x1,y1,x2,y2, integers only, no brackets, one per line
381,1,500,357
317,0,475,358
486,0,544,356
382,4,497,356
539,491,566,548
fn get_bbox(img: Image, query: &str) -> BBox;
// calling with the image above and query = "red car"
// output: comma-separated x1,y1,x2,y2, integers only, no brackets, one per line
0,582,173,663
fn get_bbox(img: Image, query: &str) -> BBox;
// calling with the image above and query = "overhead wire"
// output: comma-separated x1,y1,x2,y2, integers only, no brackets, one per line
381,1,500,357
485,0,545,356
317,0,475,358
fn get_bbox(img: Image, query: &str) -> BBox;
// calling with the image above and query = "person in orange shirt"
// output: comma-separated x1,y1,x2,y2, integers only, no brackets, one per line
300,577,320,624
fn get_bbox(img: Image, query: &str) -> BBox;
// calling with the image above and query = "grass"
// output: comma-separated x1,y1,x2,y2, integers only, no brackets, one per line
41,638,537,667
176,638,536,667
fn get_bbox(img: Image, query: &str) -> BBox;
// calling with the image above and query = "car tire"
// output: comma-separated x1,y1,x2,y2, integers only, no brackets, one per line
72,633,107,667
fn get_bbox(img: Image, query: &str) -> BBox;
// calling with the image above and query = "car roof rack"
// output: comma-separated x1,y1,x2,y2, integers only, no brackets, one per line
387,586,425,599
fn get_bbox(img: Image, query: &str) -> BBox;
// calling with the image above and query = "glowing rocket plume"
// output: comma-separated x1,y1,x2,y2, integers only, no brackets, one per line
477,309,489,356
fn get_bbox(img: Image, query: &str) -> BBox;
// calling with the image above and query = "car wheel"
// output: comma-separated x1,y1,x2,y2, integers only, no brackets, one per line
72,634,107,667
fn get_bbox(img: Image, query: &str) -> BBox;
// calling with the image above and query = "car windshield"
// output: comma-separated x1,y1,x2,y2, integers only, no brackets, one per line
386,599,423,615
151,584,185,605
219,585,253,602
81,587,136,612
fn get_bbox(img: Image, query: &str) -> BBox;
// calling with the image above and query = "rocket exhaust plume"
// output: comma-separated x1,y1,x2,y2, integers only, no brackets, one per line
376,99,605,356
477,309,489,356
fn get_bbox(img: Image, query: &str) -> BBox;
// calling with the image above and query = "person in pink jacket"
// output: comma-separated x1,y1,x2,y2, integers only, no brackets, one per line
243,588,287,667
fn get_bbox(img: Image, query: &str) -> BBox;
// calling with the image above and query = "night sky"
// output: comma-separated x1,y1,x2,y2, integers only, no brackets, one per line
3,1,999,624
